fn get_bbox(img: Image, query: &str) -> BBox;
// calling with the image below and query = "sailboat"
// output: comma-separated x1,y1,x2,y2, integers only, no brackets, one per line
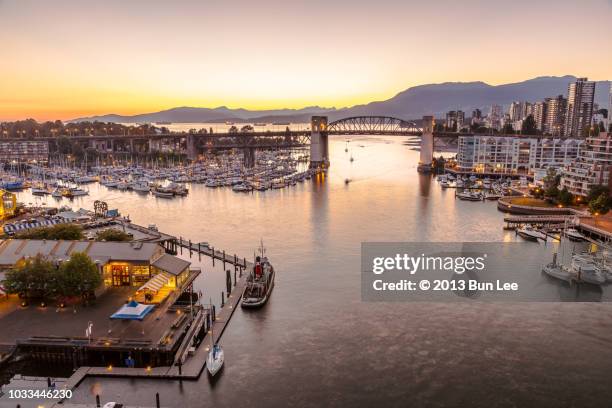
206,300,224,377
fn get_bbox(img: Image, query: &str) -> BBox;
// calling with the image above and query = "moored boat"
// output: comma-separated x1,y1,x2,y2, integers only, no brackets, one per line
564,228,586,242
241,242,275,308
516,225,546,241
206,344,224,377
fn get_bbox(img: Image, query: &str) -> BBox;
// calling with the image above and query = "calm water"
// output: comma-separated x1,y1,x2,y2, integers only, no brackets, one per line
11,136,612,407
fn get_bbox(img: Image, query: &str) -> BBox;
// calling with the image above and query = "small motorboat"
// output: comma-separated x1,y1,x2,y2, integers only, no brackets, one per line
207,344,224,377
517,225,546,242
564,228,586,242
456,191,482,201
542,262,575,283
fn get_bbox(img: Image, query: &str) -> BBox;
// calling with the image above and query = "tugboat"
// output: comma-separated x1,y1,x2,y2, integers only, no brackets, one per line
241,242,275,308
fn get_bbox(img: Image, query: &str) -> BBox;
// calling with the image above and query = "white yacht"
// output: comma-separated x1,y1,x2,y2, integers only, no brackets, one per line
457,191,482,201
516,225,546,241
564,228,586,242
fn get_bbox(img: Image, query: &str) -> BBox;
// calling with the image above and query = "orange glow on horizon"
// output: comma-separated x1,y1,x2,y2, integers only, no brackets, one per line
1,0,611,122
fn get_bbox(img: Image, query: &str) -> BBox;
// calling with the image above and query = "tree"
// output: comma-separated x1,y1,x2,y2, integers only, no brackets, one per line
96,229,131,242
17,224,83,240
587,186,612,215
557,187,573,206
56,252,102,300
57,136,72,154
502,123,514,134
521,115,538,135
587,186,609,203
3,255,56,301
589,193,611,215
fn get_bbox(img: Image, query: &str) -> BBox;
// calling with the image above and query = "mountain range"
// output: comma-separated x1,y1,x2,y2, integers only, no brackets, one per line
70,76,611,124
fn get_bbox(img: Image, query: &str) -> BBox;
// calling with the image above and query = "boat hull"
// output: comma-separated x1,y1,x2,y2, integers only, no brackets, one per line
241,269,275,308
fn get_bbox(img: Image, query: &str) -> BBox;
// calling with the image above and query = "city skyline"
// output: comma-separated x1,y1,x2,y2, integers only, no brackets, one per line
1,0,611,121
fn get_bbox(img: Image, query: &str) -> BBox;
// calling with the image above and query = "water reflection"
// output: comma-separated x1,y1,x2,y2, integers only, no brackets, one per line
7,135,612,407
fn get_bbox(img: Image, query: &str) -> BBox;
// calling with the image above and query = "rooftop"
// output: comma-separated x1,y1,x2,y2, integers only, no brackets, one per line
152,253,191,276
0,239,163,267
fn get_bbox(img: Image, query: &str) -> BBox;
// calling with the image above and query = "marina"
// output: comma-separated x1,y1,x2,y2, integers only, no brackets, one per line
1,135,612,407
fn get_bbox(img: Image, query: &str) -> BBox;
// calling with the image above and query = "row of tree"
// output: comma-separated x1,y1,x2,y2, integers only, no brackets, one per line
15,224,132,242
3,252,102,303
0,119,168,139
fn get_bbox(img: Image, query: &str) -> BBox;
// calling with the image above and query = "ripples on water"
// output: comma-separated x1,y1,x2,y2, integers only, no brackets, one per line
11,135,612,407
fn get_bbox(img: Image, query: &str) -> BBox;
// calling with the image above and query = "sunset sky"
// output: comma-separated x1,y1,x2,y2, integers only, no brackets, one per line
1,0,611,121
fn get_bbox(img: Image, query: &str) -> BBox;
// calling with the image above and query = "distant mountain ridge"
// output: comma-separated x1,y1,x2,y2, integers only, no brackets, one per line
70,75,611,124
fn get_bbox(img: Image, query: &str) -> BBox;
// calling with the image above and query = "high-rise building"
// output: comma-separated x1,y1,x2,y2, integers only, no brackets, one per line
609,83,612,131
508,101,532,123
508,102,524,122
544,95,567,137
471,109,482,126
488,105,503,130
533,100,548,132
456,110,465,130
445,110,465,131
565,77,596,137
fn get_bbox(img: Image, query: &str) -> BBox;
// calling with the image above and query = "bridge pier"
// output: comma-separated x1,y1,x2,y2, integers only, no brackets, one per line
187,134,197,161
309,116,329,169
417,116,435,173
243,147,256,168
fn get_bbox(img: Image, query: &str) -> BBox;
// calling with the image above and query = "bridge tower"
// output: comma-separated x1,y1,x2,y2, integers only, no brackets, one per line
310,116,329,168
244,147,256,168
417,116,435,173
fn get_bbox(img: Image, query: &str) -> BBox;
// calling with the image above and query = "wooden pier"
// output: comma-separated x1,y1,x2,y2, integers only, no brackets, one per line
175,237,250,269
503,215,575,229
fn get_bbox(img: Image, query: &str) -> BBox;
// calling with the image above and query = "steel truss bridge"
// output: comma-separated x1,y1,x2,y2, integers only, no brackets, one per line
327,116,420,135
2,116,466,165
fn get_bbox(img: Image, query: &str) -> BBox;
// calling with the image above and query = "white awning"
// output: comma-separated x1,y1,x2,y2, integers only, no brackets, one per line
137,272,171,294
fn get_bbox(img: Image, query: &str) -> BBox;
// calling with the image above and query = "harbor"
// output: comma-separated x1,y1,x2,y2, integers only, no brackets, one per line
1,135,612,408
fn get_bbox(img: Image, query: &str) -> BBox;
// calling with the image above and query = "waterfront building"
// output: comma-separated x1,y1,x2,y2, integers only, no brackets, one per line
0,141,49,164
0,190,17,222
560,132,612,197
544,95,567,136
457,135,583,175
0,240,196,303
565,78,596,137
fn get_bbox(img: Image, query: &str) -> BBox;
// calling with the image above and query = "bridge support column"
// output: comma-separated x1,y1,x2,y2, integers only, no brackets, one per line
309,116,329,169
186,134,197,161
243,147,256,168
417,116,435,173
